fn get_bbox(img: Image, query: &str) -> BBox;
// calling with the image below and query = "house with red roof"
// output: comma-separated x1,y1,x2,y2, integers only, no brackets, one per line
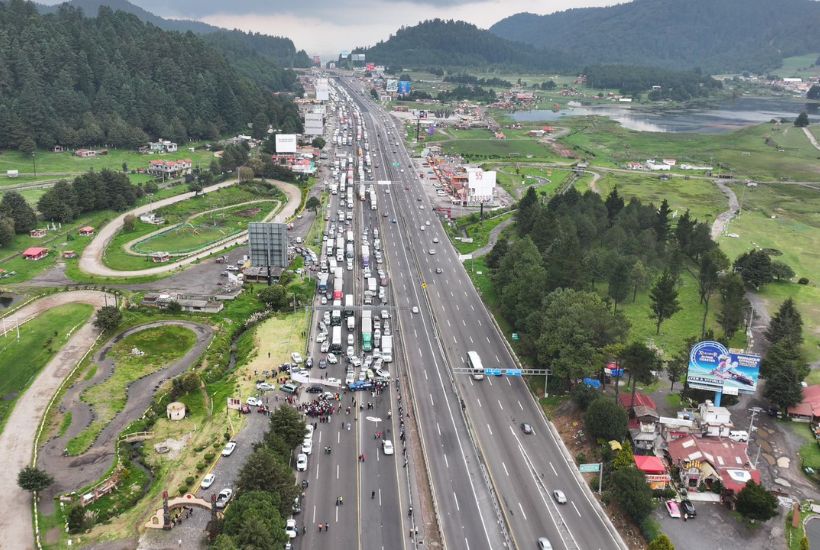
78,226,95,236
618,392,656,410
787,385,820,422
667,434,760,500
22,247,49,261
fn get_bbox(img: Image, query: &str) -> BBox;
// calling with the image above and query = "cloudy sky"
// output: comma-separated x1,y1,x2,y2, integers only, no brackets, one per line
47,0,620,57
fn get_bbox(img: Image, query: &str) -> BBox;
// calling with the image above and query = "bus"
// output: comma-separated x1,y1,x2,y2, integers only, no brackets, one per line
467,351,484,380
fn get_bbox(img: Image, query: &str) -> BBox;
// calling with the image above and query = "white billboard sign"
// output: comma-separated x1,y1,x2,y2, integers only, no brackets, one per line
316,78,330,101
275,134,297,153
467,168,496,202
386,79,398,93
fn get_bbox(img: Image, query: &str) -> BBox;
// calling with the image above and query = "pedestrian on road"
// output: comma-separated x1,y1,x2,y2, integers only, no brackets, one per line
302,526,307,535
325,523,329,532
371,490,375,499
318,523,322,532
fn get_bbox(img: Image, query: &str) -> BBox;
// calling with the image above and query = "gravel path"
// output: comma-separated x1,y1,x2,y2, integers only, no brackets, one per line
471,218,515,258
710,179,740,240
803,126,820,152
0,291,112,550
79,179,301,278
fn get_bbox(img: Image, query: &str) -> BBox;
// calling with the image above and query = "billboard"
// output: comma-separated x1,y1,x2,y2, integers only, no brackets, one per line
386,79,398,93
467,167,496,202
351,53,366,62
304,112,324,136
275,134,297,153
686,341,761,395
249,222,288,268
398,81,411,95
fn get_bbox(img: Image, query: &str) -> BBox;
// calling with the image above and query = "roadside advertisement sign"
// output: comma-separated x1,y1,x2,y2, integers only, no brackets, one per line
386,79,398,93
686,340,761,395
275,133,297,153
227,397,241,411
398,81,411,95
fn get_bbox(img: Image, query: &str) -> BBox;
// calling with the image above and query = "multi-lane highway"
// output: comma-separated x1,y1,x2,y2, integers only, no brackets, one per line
341,75,629,550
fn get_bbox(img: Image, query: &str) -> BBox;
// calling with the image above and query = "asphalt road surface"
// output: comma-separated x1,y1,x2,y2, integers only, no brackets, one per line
341,76,628,550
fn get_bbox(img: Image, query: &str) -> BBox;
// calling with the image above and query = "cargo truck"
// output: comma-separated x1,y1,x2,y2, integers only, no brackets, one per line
381,335,393,363
344,294,354,317
331,326,342,352
361,310,373,352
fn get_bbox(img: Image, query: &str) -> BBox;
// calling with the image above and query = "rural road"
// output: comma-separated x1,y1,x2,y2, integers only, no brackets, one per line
803,126,820,152
79,179,301,278
0,291,112,550
711,179,740,240
471,217,514,257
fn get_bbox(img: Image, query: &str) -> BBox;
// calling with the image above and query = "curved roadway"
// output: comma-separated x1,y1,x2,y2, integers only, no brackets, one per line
79,179,301,278
0,291,112,550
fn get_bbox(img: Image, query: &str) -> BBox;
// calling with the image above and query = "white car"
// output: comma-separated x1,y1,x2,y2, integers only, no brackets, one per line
256,382,274,391
215,488,233,508
221,442,237,456
326,377,340,385
200,473,215,489
296,453,308,471
285,518,298,539
247,396,260,406
351,356,362,368
380,310,389,320
326,353,338,364
305,425,314,440
291,352,304,364
316,332,327,344
346,345,355,358
302,438,313,455
382,440,394,455
376,368,390,379
420,225,425,231
347,333,354,346
320,296,328,305
411,306,419,314
425,220,431,226
553,490,567,504
728,430,749,442
433,237,439,243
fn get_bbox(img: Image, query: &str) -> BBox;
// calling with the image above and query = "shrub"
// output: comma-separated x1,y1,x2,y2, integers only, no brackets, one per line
798,277,809,285
571,383,599,410
575,452,587,464
185,476,195,485
178,484,189,496
204,452,215,462
196,462,206,472
640,517,662,543
585,397,628,441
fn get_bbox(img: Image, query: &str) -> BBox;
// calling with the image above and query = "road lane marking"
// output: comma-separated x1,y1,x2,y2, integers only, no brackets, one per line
477,319,482,326
450,291,454,297
454,492,460,512
460,356,465,363
487,424,493,436
414,329,418,338
423,369,428,380
477,398,482,408
550,462,558,476
379,488,382,506
437,422,441,436
518,400,524,411
506,377,512,386
446,319,451,327
498,400,504,410
518,502,528,521
453,335,457,344
455,304,460,311
312,505,316,523
470,304,475,311
336,464,339,480
469,335,474,344
464,290,468,297
444,454,449,468
429,394,435,406
502,462,509,476
572,502,582,517
418,347,422,356
462,319,466,326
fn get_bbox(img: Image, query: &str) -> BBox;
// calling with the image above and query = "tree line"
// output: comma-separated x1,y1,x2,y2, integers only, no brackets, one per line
0,1,302,151
583,65,723,100
486,187,745,390
36,170,140,223
443,74,512,88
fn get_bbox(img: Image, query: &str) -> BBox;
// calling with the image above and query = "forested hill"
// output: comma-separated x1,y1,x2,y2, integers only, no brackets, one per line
358,19,577,72
0,0,303,150
490,0,820,73
36,0,313,71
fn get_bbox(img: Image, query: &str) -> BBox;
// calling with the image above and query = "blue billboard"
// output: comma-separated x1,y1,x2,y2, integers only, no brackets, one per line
398,81,412,95
686,341,761,395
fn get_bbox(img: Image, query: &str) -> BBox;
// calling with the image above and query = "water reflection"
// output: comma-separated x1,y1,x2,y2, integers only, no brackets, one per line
511,97,819,133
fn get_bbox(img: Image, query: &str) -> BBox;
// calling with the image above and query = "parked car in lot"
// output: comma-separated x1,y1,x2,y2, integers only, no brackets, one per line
247,396,261,406
215,488,233,508
680,499,696,517
301,438,313,455
222,441,237,456
665,499,681,518
200,473,215,489
256,382,274,391
285,518,298,538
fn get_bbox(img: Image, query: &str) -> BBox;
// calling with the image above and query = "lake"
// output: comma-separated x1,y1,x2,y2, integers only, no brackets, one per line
510,97,820,133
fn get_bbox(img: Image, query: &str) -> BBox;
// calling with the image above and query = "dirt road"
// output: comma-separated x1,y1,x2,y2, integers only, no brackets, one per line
79,179,301,278
0,291,112,550
803,126,820,152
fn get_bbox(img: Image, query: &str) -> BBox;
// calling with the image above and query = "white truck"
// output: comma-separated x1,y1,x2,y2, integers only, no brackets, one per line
381,335,393,363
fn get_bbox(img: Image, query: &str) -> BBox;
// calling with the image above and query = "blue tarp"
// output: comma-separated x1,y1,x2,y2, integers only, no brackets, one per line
583,378,602,389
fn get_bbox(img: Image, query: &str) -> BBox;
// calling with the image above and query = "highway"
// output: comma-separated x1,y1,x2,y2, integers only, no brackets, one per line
293,91,407,550
341,75,628,550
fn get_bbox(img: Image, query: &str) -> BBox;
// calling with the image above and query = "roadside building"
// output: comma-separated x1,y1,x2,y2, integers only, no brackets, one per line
142,292,225,313
695,400,734,437
29,228,47,238
62,250,77,259
634,455,671,490
75,149,96,158
151,251,171,263
78,226,95,236
147,159,192,178
787,384,820,422
148,139,178,153
22,247,49,261
618,392,657,411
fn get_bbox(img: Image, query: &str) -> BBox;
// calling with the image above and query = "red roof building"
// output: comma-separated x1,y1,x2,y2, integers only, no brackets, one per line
634,455,670,489
667,434,760,495
22,247,49,260
618,392,657,410
787,385,820,421
78,226,95,236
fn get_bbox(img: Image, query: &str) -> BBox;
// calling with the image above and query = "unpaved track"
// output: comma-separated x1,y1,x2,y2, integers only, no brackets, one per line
0,291,112,550
79,179,301,278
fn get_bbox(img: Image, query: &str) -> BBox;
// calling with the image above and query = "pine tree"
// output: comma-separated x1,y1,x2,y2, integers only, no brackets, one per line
649,270,681,334
765,298,803,347
0,191,37,234
718,273,746,338
655,199,672,244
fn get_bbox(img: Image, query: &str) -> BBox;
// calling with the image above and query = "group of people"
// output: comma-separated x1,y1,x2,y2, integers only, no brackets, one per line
168,506,194,528
301,397,335,418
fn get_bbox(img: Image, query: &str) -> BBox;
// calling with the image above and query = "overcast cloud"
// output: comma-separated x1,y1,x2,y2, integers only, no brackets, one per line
42,0,618,57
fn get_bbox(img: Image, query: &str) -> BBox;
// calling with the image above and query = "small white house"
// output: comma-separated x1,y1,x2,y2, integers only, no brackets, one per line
6,170,19,178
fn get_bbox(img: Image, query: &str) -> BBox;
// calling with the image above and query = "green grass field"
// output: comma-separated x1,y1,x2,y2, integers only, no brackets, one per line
717,182,820,362
132,200,278,255
447,212,513,254
594,172,728,223
0,145,215,190
0,303,94,434
772,53,820,79
560,118,820,182
102,182,282,271
66,324,198,455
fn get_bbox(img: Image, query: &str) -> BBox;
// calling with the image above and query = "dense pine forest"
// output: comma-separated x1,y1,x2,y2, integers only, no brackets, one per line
0,0,303,150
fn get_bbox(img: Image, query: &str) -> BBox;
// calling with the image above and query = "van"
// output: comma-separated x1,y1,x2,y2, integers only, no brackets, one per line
728,430,749,442
347,316,355,331
280,382,299,394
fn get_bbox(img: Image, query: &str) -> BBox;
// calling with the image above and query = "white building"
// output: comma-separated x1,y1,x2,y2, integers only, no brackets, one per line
696,400,734,437
148,139,177,153
304,111,324,137
316,78,330,101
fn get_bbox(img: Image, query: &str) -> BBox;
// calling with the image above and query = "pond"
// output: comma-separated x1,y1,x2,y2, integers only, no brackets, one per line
510,96,820,133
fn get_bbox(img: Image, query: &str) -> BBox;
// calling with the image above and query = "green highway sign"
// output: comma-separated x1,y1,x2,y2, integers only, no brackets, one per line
392,162,400,167
511,333,520,341
579,463,601,473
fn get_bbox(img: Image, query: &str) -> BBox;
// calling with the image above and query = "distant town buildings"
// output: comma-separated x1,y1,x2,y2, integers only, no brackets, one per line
147,159,192,178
